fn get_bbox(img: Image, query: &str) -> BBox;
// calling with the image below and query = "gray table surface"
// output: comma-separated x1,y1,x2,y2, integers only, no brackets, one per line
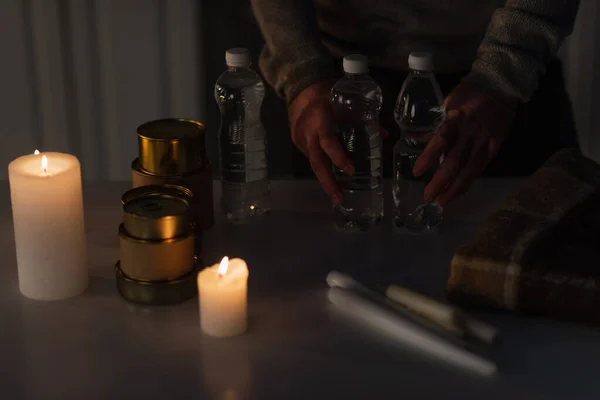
1,179,599,399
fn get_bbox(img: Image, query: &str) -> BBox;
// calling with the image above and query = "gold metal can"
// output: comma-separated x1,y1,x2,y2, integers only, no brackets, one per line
115,260,200,305
137,118,206,175
122,184,192,240
118,224,195,282
131,158,214,231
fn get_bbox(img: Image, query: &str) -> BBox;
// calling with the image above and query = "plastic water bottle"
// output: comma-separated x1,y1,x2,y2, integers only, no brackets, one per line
330,54,383,231
393,52,445,232
214,48,269,223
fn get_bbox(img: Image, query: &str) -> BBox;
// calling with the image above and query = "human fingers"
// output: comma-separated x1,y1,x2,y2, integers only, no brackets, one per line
423,119,476,203
307,141,343,204
290,100,329,158
412,110,462,177
437,136,497,206
319,135,354,175
292,131,309,157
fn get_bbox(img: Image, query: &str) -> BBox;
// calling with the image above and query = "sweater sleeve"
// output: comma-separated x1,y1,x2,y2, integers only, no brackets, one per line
462,0,580,107
250,0,337,105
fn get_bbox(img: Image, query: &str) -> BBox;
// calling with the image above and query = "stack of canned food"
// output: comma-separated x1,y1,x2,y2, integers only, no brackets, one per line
116,185,200,305
116,118,214,305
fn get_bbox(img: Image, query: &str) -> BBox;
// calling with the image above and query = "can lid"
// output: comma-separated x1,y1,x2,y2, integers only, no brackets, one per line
122,185,192,240
124,193,188,220
137,119,205,142
131,158,215,232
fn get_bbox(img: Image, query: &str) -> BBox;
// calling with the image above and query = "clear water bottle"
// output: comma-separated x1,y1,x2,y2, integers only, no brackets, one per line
393,52,445,232
330,54,383,231
215,48,269,223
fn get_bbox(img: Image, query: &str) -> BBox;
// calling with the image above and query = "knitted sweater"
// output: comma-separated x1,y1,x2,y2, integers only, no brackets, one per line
250,0,580,106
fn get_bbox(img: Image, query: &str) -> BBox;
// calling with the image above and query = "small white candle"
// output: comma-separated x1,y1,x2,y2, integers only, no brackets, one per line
197,257,249,337
8,151,88,300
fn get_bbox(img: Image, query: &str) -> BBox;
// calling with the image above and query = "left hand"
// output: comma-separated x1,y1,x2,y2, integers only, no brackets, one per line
412,81,516,206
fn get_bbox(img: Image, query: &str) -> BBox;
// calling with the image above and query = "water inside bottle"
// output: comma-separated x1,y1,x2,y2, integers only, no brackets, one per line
392,133,443,233
331,75,383,231
393,67,445,233
215,67,269,223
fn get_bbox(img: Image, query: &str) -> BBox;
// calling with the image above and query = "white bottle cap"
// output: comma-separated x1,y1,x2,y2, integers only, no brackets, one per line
225,48,251,68
408,52,434,71
343,54,369,74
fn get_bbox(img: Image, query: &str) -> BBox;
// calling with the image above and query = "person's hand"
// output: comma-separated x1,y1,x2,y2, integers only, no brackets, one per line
412,81,517,206
288,80,354,205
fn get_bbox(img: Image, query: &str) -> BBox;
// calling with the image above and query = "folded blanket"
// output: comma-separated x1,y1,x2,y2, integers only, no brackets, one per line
447,149,600,322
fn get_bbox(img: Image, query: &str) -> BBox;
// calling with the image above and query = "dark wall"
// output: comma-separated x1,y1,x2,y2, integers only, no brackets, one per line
201,1,295,179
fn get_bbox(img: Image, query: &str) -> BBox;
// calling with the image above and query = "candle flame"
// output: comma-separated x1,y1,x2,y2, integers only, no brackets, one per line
34,149,40,155
217,256,229,278
41,155,48,173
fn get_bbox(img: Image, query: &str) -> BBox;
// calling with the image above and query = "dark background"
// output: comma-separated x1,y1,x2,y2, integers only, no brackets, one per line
201,1,299,179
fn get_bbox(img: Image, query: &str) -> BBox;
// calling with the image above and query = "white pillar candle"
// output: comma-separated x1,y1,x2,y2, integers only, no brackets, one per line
197,257,249,337
8,151,88,300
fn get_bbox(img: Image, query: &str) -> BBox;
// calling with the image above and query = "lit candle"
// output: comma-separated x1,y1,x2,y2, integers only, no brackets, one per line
197,257,249,337
8,151,88,300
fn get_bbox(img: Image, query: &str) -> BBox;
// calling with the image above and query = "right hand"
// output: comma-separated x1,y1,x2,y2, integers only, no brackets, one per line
288,80,354,205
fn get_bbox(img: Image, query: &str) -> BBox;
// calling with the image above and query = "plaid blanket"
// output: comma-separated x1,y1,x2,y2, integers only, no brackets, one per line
447,149,600,322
